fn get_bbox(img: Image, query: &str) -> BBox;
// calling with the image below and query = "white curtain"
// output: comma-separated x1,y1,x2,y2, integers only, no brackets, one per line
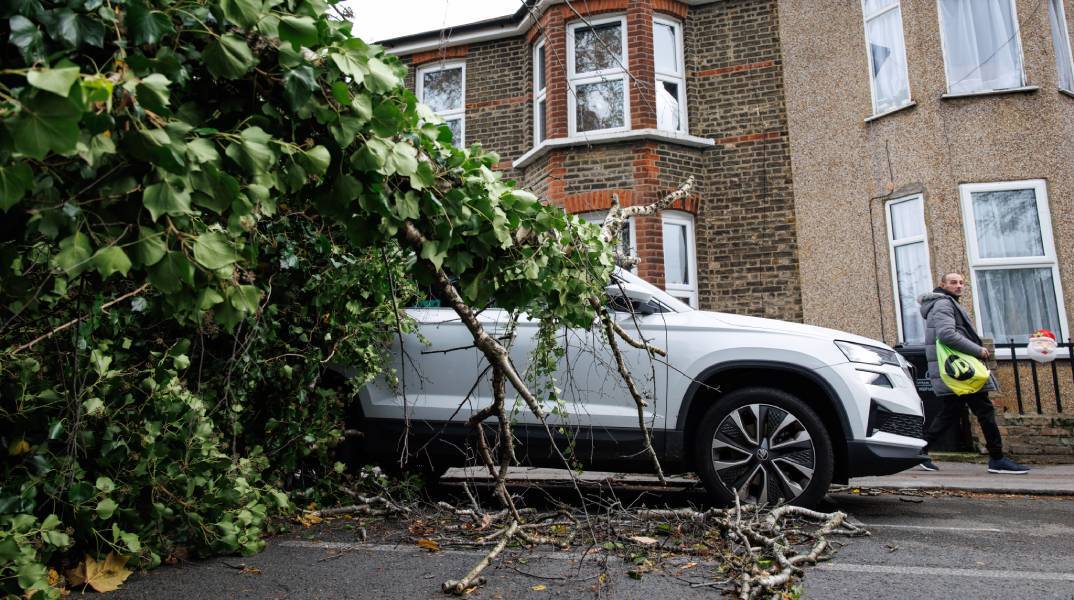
663,222,689,285
971,189,1044,259
865,6,910,112
976,268,1062,342
889,198,930,344
1049,0,1074,90
940,0,1023,93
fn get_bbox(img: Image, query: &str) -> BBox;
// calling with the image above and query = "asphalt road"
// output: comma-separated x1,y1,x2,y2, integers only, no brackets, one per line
113,490,1074,599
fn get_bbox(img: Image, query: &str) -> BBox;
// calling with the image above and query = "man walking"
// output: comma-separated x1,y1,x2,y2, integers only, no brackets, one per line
917,273,1030,474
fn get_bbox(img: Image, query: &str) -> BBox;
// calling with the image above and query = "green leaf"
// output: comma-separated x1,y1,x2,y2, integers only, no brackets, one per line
197,287,225,310
385,141,418,176
226,126,275,174
26,66,80,97
329,114,363,148
0,162,33,212
9,16,45,64
148,251,194,293
142,179,192,221
365,57,399,93
187,138,219,164
11,93,81,160
95,476,116,493
126,0,175,45
278,15,318,50
17,562,46,591
96,497,118,520
219,0,263,28
76,132,117,167
135,73,171,114
329,52,365,86
203,34,257,80
282,65,316,110
134,227,166,266
372,100,403,137
298,145,330,178
53,232,94,275
420,240,445,271
193,232,238,270
228,284,261,313
55,9,105,48
92,246,132,278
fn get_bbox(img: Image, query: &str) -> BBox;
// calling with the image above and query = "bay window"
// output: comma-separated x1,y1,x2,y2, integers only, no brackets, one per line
862,0,911,114
654,17,687,132
960,180,1067,344
938,0,1025,94
533,40,548,144
417,61,465,144
568,16,629,135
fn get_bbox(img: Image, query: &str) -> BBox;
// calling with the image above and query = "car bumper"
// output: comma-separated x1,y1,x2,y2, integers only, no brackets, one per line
846,439,928,478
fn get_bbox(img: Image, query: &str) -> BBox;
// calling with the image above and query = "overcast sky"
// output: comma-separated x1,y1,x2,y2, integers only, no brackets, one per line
343,0,522,43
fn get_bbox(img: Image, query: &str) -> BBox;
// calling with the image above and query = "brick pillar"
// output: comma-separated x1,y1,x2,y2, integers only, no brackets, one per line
632,143,664,285
541,11,569,139
628,1,657,130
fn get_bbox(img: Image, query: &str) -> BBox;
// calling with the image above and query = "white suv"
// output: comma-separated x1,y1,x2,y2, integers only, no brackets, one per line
356,270,926,507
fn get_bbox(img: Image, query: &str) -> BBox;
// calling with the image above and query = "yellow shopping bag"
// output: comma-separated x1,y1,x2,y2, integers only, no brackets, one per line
936,340,990,395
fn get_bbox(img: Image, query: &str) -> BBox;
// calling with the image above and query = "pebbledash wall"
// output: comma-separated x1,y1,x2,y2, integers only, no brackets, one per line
386,0,803,321
779,0,1074,461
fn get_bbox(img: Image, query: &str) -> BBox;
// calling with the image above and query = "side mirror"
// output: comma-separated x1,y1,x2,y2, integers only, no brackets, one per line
605,282,657,316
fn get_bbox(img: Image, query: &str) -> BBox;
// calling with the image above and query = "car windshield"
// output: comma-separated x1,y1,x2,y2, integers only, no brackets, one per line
614,268,694,313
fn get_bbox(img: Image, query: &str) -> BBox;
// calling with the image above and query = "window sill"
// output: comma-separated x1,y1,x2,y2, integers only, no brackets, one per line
940,85,1039,100
512,129,715,169
1059,88,1074,100
864,101,917,123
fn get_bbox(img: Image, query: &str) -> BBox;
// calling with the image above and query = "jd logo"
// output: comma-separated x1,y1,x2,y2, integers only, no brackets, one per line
944,355,975,381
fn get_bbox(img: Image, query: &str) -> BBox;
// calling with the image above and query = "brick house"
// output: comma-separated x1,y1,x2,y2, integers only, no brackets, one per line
381,0,803,320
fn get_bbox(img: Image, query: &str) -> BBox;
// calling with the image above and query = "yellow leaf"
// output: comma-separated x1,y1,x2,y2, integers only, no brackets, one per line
8,438,30,456
47,568,60,587
531,584,546,591
297,514,323,528
416,539,440,552
66,553,133,592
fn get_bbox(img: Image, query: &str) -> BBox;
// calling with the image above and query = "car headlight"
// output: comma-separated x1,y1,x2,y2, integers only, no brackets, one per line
835,340,902,367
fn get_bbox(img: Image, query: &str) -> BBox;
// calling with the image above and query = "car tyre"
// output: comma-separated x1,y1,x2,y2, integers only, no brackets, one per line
694,387,833,508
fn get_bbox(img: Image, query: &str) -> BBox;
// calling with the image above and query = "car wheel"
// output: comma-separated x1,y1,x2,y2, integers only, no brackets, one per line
694,387,833,508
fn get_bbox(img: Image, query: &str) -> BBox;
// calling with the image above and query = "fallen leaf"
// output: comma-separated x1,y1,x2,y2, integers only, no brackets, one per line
241,566,262,575
47,568,60,586
297,514,323,528
66,553,133,592
417,539,441,552
531,584,546,591
683,562,698,569
629,536,658,546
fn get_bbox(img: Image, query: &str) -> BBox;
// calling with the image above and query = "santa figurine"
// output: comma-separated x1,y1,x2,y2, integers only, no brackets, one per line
1027,328,1058,364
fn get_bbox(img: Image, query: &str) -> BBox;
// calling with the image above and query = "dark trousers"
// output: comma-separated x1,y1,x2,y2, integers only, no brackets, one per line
924,392,1004,459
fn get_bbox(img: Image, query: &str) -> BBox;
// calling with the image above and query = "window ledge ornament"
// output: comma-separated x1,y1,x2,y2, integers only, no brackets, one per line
864,100,917,123
513,129,715,169
940,85,1039,100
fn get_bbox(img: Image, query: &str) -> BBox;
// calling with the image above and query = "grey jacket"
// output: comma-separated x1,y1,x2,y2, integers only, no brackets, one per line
918,290,996,396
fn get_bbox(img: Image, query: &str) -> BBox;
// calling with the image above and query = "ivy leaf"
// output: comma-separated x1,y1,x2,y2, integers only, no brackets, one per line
55,9,105,48
142,179,192,221
52,232,94,276
134,227,166,266
420,240,445,271
219,0,263,29
76,132,117,167
329,114,363,148
148,251,194,293
282,65,316,111
298,145,330,178
385,141,418,177
364,57,399,93
228,284,261,313
92,246,132,279
11,93,81,160
226,126,275,174
278,16,318,50
203,34,256,80
0,162,33,212
328,53,365,86
26,67,80,98
186,138,219,164
371,100,403,138
125,0,174,46
8,16,45,64
193,232,238,270
135,73,171,114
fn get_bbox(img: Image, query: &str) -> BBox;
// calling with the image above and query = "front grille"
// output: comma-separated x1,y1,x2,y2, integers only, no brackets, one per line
875,411,924,439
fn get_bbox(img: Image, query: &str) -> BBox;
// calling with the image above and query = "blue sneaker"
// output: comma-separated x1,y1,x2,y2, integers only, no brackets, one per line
918,459,939,471
987,457,1030,474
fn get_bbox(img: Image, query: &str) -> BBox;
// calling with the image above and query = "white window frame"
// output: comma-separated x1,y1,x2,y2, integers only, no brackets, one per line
936,0,1027,94
885,194,932,344
959,179,1069,349
1049,0,1074,91
416,60,466,145
580,210,636,272
567,15,630,137
861,0,912,115
662,211,698,307
653,16,688,133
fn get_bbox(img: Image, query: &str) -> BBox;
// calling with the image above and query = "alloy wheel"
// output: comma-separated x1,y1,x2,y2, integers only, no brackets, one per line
711,403,816,506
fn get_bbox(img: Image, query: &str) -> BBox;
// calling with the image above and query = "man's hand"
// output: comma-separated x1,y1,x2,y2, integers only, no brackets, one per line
980,347,991,359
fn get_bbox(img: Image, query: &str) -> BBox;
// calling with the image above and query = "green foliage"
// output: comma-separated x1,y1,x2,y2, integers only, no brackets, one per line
0,0,615,596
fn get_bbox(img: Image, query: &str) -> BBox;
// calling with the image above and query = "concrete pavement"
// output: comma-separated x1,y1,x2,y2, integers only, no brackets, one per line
849,461,1074,495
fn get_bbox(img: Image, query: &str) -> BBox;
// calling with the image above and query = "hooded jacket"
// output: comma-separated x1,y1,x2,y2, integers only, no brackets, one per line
918,290,997,396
